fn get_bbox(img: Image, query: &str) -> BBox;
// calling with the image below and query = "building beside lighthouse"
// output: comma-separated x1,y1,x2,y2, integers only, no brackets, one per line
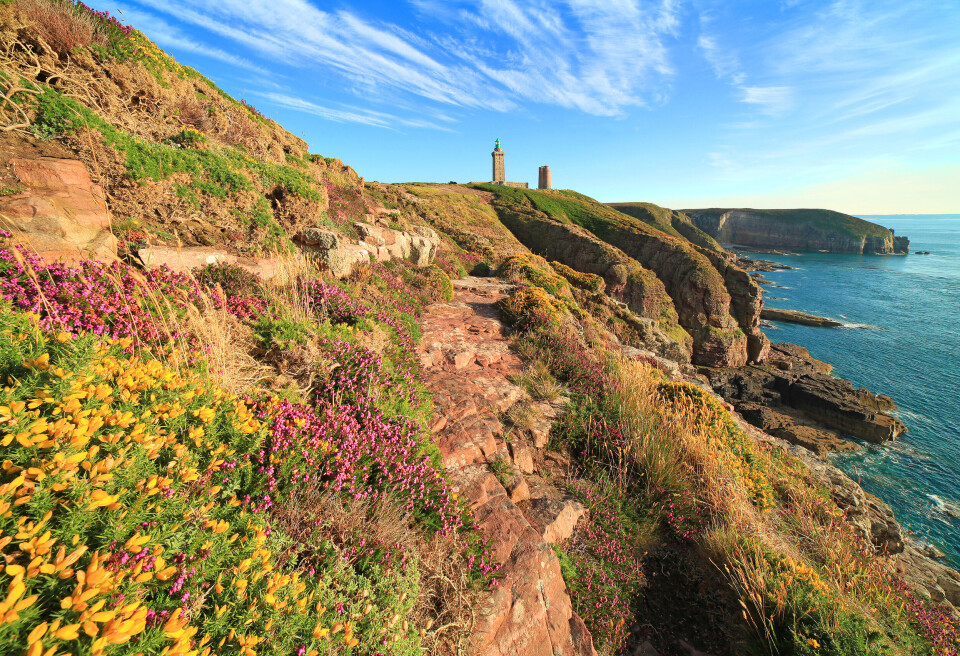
538,165,551,190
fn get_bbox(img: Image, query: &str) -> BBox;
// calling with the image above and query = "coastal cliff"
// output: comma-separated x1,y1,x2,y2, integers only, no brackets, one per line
1,3,957,655
680,208,910,253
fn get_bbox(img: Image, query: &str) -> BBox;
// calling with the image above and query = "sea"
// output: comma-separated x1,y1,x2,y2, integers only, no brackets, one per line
744,215,960,566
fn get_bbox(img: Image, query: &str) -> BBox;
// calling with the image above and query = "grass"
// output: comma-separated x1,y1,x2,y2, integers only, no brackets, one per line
510,361,563,402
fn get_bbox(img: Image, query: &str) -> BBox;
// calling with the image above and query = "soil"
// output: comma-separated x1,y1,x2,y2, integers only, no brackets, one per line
628,543,751,656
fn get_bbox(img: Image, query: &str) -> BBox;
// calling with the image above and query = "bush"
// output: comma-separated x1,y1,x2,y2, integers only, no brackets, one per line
551,261,605,294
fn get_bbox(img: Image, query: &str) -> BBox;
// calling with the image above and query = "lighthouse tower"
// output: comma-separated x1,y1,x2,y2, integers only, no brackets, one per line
492,138,505,184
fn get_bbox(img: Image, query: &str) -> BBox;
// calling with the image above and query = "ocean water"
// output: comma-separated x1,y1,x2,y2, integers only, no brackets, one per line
745,216,960,566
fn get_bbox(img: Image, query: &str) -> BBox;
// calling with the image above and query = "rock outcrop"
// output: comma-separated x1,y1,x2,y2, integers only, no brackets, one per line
682,208,909,254
704,343,905,452
138,246,285,280
418,277,595,656
0,157,116,264
293,223,439,277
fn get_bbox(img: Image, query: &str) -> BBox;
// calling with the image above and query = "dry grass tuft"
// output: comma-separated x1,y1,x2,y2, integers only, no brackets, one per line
514,359,563,401
16,0,107,54
269,483,480,656
181,302,271,395
505,398,543,432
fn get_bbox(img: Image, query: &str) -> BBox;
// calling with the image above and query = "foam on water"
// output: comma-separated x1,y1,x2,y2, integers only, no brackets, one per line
746,215,960,566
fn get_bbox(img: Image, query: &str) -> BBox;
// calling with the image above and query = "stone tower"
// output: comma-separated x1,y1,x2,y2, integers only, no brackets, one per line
538,166,551,190
492,138,505,184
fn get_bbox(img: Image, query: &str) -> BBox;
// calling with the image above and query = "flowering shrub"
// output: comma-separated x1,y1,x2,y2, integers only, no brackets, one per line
248,397,460,534
557,481,645,654
0,314,425,655
0,239,268,347
194,262,267,322
0,239,197,348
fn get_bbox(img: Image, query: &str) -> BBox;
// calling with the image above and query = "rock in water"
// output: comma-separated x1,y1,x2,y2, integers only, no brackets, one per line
761,308,844,327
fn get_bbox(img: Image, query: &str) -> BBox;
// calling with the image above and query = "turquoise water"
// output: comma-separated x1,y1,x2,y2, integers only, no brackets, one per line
746,216,960,565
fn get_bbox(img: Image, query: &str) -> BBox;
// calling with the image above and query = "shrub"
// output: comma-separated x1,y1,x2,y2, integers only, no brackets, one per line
551,261,605,294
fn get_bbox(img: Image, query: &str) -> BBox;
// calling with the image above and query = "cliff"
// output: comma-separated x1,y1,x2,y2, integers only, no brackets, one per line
680,208,910,253
607,201,723,253
473,185,768,368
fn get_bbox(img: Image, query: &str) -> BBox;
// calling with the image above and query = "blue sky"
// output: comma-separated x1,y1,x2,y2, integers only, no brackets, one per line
92,0,960,213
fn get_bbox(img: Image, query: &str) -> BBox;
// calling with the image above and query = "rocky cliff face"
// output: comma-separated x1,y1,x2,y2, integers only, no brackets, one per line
683,208,909,254
488,198,692,361
481,188,766,368
0,153,116,265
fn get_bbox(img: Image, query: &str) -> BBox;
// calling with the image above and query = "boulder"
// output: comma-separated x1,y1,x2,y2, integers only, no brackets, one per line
1,157,116,265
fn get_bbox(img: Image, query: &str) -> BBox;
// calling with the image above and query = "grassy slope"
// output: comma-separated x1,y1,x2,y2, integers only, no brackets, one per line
681,207,893,240
0,0,375,256
607,202,724,252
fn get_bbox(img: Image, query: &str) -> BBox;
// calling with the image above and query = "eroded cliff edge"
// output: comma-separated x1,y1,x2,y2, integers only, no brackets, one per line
677,208,910,254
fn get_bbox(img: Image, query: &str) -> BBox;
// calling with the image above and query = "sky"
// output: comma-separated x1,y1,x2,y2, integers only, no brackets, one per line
89,0,960,214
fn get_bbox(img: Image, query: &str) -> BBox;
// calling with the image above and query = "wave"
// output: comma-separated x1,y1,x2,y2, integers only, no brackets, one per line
928,494,960,519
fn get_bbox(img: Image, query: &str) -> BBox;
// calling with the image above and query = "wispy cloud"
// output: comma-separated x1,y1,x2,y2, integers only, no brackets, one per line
693,0,960,181
740,86,792,114
258,92,456,131
121,0,682,123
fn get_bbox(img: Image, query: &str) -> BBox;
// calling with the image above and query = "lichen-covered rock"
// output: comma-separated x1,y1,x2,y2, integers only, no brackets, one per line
294,222,438,277
1,157,116,265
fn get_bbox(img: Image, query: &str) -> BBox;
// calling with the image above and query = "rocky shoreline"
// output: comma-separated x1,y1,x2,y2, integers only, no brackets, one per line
687,339,960,613
702,342,904,453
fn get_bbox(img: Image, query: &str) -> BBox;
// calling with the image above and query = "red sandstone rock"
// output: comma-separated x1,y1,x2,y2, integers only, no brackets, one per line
1,157,116,265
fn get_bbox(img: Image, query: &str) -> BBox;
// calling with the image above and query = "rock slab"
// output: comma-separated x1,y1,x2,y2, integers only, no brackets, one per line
1,157,116,264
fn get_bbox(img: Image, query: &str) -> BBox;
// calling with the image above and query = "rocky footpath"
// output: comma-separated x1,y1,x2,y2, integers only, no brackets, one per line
418,277,595,656
682,208,909,254
702,342,905,454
